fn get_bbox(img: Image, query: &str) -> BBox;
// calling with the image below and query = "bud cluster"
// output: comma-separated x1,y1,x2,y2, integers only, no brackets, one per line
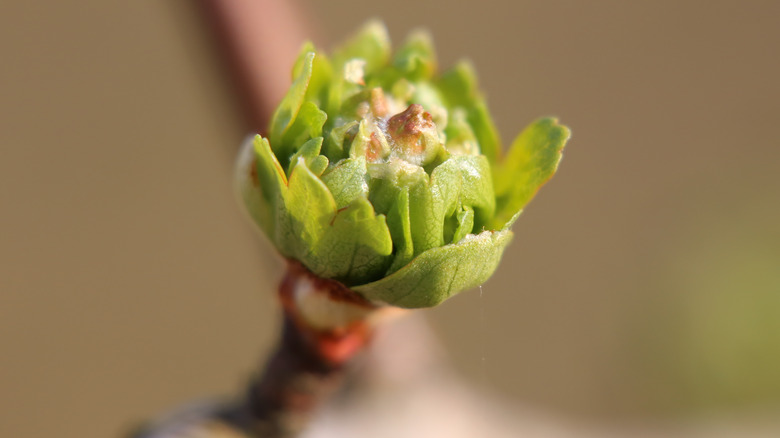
236,21,570,308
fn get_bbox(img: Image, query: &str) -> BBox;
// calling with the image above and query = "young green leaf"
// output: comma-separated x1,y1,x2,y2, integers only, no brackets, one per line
393,30,436,80
308,196,393,285
321,156,368,209
493,117,570,228
270,51,315,148
286,137,328,177
280,102,327,168
354,230,513,308
276,158,336,260
385,187,414,274
331,20,390,74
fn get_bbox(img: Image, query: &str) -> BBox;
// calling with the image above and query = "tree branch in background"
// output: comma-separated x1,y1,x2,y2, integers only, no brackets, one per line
200,0,310,132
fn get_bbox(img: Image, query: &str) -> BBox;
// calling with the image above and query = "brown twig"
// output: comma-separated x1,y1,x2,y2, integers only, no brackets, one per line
218,262,377,437
200,0,310,133
134,263,383,438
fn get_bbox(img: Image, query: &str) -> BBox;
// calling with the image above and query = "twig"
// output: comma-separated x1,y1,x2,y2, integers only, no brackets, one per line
200,0,309,132
134,262,386,437
218,262,378,437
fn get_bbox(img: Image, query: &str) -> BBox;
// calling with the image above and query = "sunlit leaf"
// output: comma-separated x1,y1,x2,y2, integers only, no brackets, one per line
493,117,570,228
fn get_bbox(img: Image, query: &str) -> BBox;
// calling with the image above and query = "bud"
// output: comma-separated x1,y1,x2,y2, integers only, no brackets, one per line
385,103,442,166
236,21,570,308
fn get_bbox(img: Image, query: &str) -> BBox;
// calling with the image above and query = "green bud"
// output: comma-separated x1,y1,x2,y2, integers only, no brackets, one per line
236,20,570,308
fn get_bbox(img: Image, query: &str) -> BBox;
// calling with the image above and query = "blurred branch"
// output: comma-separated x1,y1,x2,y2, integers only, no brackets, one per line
200,0,309,133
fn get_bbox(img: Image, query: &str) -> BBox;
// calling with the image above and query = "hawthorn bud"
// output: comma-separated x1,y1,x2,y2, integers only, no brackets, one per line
236,21,570,308
386,104,443,166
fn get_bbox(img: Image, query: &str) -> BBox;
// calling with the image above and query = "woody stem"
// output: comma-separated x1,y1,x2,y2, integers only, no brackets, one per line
219,262,378,437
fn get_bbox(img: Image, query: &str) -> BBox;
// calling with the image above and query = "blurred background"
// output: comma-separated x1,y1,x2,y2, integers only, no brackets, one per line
2,0,780,436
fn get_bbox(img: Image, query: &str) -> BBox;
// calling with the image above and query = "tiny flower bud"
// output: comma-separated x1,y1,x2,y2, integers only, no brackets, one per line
386,104,443,166
369,87,389,118
344,59,366,85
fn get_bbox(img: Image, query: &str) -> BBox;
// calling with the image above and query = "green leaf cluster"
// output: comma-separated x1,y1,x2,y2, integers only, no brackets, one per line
237,21,570,308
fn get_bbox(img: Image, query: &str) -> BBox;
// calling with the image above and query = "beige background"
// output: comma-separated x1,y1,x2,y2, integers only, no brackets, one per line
2,1,780,437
